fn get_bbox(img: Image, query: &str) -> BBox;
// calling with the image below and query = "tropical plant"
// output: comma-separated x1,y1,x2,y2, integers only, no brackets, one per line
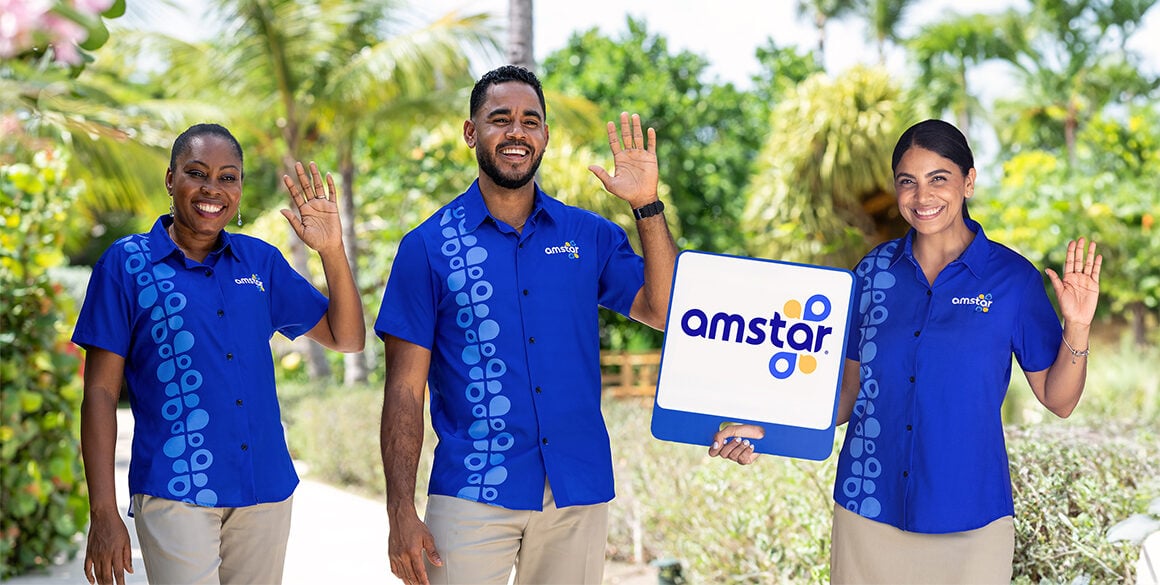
990,0,1158,165
742,65,911,269
795,0,860,62
0,151,88,578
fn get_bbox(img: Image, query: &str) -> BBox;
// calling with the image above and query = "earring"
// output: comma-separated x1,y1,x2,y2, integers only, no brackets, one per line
237,208,243,227
169,198,175,217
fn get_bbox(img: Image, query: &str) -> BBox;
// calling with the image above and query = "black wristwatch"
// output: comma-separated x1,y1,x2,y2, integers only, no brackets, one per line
632,200,665,220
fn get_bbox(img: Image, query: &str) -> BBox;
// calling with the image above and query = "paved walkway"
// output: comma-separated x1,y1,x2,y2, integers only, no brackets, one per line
5,409,656,584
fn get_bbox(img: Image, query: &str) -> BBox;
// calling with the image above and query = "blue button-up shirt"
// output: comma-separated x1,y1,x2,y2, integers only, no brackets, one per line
375,181,645,510
834,220,1062,533
73,216,327,508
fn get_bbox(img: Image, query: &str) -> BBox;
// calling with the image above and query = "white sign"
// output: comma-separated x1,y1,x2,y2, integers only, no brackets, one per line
652,251,854,458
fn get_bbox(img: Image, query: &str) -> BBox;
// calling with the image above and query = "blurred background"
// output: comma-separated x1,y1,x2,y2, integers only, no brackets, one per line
3,0,1158,582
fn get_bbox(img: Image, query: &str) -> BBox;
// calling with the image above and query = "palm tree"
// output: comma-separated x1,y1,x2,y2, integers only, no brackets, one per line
990,0,1156,166
794,0,860,63
508,0,534,70
907,10,1022,133
862,0,911,64
178,0,498,382
742,65,910,269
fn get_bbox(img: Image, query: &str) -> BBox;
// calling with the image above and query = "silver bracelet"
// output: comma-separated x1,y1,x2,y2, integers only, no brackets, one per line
1062,335,1090,364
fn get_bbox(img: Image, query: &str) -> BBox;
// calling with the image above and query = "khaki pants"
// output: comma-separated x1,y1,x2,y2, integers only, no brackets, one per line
830,503,1014,584
424,481,608,585
132,493,293,585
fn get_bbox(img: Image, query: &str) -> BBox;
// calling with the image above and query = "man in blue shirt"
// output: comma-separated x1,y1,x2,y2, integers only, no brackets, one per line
376,65,677,585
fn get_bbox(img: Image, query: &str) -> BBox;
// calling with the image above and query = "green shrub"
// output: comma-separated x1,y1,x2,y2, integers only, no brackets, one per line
0,153,88,578
279,383,1159,583
1009,423,1160,583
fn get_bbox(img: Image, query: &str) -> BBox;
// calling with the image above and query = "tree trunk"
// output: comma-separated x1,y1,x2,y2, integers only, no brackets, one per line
282,153,331,380
507,0,534,70
815,12,827,62
1130,301,1148,348
338,139,368,385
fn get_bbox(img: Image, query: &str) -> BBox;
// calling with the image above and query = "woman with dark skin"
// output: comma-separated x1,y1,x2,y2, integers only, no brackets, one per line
75,123,364,585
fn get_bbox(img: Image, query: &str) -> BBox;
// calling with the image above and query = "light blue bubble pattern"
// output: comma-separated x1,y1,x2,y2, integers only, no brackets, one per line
119,236,218,507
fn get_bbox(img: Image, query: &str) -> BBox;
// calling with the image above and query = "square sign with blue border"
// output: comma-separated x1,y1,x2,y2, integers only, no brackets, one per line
651,250,855,460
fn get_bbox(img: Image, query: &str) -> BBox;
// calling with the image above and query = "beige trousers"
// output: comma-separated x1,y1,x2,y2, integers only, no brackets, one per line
132,493,293,585
830,503,1014,584
424,481,609,585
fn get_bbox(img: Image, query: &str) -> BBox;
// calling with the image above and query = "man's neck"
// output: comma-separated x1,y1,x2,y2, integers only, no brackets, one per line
479,177,536,230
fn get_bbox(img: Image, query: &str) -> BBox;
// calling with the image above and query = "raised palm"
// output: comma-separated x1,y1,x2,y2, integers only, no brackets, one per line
588,112,659,207
1045,237,1102,326
281,161,343,253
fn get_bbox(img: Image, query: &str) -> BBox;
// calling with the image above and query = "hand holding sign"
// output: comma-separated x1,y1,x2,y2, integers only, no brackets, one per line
651,251,855,461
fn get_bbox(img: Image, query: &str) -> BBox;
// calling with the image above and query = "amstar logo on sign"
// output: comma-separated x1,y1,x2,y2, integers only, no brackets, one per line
655,252,853,433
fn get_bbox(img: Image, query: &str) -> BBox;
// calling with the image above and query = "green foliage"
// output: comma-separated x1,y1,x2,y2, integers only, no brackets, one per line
742,65,910,269
280,375,1159,583
1008,423,1159,583
976,106,1160,336
541,17,772,255
0,152,88,578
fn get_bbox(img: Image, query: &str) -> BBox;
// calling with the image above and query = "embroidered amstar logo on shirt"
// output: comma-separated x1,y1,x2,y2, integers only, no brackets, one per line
544,240,580,259
952,292,993,313
234,273,265,292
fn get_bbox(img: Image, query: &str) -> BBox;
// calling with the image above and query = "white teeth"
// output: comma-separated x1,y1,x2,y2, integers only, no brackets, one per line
501,148,527,156
195,203,224,214
914,207,943,218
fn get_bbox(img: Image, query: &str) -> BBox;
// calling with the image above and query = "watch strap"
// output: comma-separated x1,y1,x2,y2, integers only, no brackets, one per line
632,200,665,220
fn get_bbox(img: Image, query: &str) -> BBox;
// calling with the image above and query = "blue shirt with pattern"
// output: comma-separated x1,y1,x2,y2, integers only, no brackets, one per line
375,181,645,511
834,219,1062,533
73,216,328,508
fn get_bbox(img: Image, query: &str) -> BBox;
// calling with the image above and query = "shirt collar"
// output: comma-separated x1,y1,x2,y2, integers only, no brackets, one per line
147,215,240,265
889,218,991,279
459,179,560,234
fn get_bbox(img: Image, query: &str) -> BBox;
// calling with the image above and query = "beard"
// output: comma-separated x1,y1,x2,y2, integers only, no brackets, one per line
477,144,544,190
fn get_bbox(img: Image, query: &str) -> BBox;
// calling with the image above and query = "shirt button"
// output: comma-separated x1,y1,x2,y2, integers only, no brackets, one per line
909,376,915,383
529,337,535,344
522,289,529,296
541,438,548,445
218,309,225,317
236,399,243,406
902,471,909,477
906,424,913,431
535,386,542,394
226,353,234,360
926,290,932,296
205,269,213,277
240,443,248,451
519,243,524,249
913,330,920,337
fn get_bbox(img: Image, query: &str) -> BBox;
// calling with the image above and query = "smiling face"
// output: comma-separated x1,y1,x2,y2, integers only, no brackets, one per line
165,134,243,237
464,80,548,191
893,146,976,238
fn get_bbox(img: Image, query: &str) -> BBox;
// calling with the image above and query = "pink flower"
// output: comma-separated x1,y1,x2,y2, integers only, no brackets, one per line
0,0,53,57
43,11,86,64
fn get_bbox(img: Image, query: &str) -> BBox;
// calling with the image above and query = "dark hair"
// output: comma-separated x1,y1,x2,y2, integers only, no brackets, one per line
469,65,546,120
891,119,974,176
169,123,244,171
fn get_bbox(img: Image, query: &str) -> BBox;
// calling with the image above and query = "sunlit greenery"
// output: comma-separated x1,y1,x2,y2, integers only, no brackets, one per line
5,0,1160,578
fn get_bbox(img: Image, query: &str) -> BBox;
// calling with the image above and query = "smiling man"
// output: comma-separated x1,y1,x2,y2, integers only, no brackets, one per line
375,65,678,585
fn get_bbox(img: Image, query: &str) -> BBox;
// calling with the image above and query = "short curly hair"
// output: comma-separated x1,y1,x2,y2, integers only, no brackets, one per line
469,65,546,120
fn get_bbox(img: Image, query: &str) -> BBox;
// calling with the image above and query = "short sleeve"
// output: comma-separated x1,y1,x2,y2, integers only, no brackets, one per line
72,254,132,357
595,221,645,319
844,275,865,362
375,230,438,348
268,249,328,340
1011,272,1062,373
